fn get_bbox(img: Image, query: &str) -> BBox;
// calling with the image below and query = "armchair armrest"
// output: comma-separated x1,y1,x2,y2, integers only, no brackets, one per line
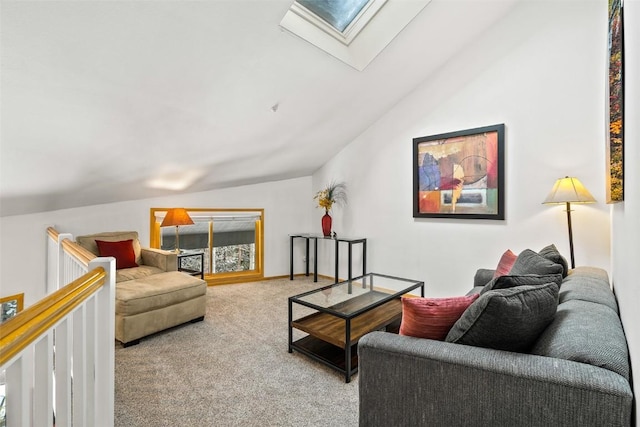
140,248,177,272
358,331,632,427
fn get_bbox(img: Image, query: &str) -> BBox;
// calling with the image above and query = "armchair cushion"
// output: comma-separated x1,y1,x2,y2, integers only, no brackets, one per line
115,265,165,283
76,231,177,282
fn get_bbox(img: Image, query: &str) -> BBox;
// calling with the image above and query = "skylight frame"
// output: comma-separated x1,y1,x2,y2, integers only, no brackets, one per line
280,0,431,71
290,0,386,46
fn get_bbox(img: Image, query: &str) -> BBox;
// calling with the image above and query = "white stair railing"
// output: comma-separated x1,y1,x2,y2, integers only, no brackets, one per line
0,228,115,427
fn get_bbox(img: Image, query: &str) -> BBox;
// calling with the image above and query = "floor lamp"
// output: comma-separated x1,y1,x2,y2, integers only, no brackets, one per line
160,208,194,253
543,176,596,269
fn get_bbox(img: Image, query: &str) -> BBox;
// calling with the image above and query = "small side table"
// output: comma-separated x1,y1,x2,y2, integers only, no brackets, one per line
289,234,367,283
178,252,204,279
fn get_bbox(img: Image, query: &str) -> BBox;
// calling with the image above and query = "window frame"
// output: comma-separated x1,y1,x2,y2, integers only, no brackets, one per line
150,207,264,285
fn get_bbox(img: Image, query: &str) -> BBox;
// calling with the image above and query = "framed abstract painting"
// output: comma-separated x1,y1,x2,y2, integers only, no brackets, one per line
413,124,505,220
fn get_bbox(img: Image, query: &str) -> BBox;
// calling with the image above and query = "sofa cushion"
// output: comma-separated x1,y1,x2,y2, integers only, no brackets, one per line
559,274,618,313
445,283,559,352
480,273,563,295
116,271,207,316
96,239,138,269
539,244,569,277
77,231,142,265
531,299,629,380
493,249,517,278
510,249,563,276
399,294,479,340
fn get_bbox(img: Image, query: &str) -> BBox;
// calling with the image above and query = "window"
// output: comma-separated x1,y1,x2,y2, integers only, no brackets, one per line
150,208,264,285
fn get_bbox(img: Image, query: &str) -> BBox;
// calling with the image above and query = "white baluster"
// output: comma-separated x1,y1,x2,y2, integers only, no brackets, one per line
90,257,115,427
6,356,29,426
33,332,53,426
73,305,87,426
54,318,72,426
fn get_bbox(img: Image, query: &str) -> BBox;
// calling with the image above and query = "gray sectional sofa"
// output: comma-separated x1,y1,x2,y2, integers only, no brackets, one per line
358,256,633,426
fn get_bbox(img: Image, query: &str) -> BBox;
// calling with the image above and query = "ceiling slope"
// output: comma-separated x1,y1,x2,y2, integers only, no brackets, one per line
0,0,519,216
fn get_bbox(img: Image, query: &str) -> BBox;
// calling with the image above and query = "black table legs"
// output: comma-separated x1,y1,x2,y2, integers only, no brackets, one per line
289,235,367,283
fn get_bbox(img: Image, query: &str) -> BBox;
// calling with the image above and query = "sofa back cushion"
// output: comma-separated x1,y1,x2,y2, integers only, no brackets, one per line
531,299,629,380
77,231,142,265
445,283,559,352
559,272,619,313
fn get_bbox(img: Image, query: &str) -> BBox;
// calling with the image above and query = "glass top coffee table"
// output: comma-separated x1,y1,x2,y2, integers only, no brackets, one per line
288,273,424,382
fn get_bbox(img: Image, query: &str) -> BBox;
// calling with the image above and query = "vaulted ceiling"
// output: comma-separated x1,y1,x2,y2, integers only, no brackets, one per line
0,0,519,217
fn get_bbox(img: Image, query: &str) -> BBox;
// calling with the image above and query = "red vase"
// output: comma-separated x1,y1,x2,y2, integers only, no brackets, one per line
321,211,332,237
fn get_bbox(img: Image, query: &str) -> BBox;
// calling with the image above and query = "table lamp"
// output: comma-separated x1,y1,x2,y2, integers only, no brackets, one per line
542,176,596,269
160,208,194,253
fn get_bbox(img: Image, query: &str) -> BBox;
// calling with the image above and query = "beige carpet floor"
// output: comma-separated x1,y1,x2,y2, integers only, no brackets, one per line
114,276,359,427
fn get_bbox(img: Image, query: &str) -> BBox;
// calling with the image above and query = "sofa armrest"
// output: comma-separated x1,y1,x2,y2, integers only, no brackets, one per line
140,248,177,272
473,268,495,287
358,332,632,427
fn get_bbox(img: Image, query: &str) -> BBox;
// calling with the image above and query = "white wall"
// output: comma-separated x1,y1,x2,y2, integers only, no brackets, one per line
611,0,640,424
313,0,610,297
0,176,312,306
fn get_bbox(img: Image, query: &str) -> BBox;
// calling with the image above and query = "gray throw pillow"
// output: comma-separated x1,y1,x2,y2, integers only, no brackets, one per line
480,273,563,295
445,283,559,352
539,244,569,277
510,249,563,276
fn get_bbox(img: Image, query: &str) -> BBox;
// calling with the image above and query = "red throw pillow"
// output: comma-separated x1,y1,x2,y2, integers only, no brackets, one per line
399,294,480,340
493,249,517,278
95,239,139,270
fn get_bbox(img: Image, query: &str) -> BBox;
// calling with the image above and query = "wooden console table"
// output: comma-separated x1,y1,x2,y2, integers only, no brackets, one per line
289,234,366,283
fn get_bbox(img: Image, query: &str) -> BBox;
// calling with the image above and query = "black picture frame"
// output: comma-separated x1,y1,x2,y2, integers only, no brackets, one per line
413,124,505,220
606,0,624,203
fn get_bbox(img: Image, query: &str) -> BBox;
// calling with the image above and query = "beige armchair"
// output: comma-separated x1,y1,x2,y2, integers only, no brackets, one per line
76,231,177,283
75,231,206,346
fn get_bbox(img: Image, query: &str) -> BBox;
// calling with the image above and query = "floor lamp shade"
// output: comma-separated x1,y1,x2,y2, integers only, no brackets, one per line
542,177,596,205
160,208,194,252
543,177,596,269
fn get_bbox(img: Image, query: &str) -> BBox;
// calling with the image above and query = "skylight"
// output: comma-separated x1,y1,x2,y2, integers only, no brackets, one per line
297,0,370,33
280,0,431,71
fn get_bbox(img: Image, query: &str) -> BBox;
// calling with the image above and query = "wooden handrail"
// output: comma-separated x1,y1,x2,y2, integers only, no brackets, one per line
47,226,59,241
47,226,97,266
0,267,107,366
61,239,95,267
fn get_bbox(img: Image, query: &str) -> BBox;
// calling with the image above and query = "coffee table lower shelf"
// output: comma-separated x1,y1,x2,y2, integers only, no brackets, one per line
289,299,402,382
290,335,359,378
